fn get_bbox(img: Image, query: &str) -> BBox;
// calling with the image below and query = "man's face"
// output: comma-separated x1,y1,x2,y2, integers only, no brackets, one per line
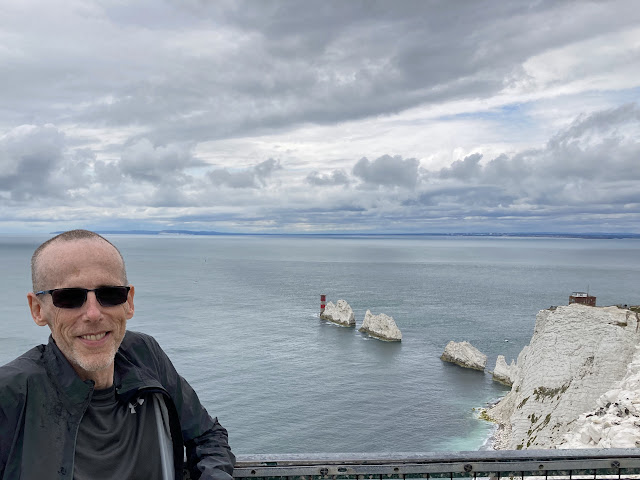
28,239,134,384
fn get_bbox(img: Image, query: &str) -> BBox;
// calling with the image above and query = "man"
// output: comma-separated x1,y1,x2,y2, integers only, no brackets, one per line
0,230,235,479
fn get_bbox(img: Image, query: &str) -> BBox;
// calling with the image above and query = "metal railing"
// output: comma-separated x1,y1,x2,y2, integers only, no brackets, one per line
232,449,640,479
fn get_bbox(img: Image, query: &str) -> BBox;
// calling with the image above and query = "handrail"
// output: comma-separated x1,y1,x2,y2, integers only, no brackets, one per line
232,449,640,478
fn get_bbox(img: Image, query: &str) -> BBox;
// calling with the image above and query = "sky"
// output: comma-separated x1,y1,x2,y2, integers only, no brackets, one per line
1,0,639,234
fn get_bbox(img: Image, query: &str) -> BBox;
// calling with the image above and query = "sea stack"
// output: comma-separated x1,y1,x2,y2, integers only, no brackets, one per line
440,341,487,371
486,304,640,450
320,300,356,327
358,310,402,341
492,355,517,386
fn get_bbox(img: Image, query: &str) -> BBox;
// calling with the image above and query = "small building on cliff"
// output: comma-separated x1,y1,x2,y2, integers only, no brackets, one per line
569,292,596,307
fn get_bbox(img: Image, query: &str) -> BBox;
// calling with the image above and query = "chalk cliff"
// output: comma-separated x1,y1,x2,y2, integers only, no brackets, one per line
320,300,356,327
487,304,639,450
441,341,487,371
560,341,640,448
358,310,402,341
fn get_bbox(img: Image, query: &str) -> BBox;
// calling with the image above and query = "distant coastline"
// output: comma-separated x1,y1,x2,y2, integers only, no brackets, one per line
52,230,640,240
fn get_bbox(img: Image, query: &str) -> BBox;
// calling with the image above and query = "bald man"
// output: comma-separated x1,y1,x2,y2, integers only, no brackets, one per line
0,230,235,480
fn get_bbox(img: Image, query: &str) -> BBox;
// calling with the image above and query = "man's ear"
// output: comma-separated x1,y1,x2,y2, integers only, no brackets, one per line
125,285,135,319
28,292,48,327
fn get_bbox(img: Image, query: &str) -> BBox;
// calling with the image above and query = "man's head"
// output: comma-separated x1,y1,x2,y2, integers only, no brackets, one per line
31,229,127,293
28,230,135,388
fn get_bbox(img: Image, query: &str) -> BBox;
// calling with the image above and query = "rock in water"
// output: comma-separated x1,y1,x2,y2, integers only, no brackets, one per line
358,310,402,341
440,341,487,371
320,300,355,327
492,355,517,386
486,304,639,450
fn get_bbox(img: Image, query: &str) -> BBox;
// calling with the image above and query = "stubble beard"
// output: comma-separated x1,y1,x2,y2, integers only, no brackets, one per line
62,339,120,376
74,346,118,373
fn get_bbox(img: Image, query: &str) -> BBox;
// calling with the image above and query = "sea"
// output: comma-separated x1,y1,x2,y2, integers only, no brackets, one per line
1,234,640,455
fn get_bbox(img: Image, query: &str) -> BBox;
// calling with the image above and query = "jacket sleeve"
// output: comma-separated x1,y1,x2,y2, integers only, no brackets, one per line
185,418,235,480
140,333,235,480
0,364,27,480
0,403,8,479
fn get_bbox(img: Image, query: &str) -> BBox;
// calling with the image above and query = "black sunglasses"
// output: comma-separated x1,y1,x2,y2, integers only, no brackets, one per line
35,286,131,309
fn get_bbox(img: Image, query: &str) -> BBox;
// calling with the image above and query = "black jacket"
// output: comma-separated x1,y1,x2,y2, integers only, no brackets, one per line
0,331,235,479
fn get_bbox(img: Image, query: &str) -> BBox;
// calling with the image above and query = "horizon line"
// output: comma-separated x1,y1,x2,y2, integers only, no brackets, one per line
45,230,640,239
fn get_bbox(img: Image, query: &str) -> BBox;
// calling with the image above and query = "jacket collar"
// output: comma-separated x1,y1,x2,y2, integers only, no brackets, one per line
113,348,165,403
42,332,164,409
42,335,94,412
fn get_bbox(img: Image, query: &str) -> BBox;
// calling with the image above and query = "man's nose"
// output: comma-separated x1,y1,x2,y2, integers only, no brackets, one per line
84,291,102,319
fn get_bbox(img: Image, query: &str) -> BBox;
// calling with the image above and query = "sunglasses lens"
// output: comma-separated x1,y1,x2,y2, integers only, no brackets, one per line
95,286,130,307
51,289,87,308
47,286,129,308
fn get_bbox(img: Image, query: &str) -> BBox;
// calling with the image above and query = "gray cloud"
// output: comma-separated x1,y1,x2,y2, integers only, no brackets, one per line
1,101,638,233
540,104,640,182
438,153,483,180
0,125,71,201
207,158,282,189
119,138,199,182
427,103,640,216
353,155,420,188
4,1,638,145
408,185,517,209
306,169,350,186
0,2,639,233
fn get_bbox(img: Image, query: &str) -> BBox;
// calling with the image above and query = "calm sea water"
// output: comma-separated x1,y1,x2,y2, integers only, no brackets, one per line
2,234,640,454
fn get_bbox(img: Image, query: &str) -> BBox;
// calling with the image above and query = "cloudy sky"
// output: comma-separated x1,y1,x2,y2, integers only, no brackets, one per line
1,0,639,234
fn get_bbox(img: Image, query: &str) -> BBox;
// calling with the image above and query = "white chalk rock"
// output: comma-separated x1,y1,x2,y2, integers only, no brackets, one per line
440,341,487,371
358,310,402,341
560,342,640,449
320,300,355,327
492,355,517,386
488,304,640,450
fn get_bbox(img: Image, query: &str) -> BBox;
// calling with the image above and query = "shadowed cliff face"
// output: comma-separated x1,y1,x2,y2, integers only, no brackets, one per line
488,304,639,449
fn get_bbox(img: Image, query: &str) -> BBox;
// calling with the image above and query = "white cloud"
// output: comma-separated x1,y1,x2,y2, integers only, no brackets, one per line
516,26,640,95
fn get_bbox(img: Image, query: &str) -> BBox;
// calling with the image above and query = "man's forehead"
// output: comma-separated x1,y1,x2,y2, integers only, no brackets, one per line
39,238,123,272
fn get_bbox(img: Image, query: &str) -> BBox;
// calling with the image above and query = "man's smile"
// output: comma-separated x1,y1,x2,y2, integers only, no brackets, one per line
78,331,110,343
